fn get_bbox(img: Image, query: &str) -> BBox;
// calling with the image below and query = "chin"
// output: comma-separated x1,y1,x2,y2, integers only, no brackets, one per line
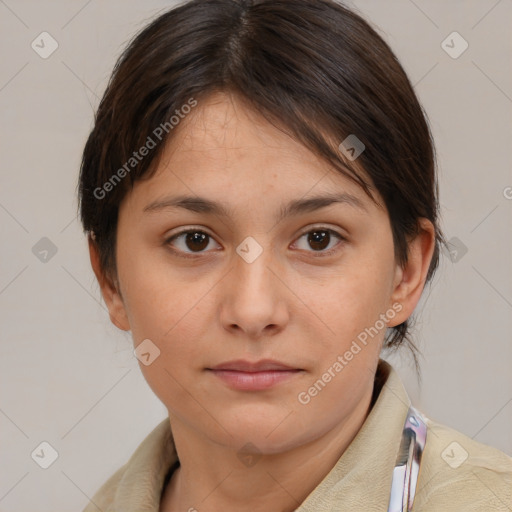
205,416,316,455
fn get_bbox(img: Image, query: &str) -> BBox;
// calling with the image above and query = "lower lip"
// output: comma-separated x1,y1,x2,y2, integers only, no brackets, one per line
208,369,302,391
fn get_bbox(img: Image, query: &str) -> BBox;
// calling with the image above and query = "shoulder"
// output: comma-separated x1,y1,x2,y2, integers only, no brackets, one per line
81,462,127,512
413,415,512,511
80,418,175,512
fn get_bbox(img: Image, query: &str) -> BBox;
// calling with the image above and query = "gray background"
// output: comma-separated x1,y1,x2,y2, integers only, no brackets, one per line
1,0,511,510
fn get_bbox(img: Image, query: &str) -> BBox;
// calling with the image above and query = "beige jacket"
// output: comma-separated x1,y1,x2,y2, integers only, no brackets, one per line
82,359,512,511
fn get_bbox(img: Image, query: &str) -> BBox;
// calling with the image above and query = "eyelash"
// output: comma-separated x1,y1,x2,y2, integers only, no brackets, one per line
164,226,346,260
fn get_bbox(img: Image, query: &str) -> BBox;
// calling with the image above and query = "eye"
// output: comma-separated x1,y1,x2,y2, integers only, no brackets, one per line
165,226,346,259
292,227,345,256
165,229,221,258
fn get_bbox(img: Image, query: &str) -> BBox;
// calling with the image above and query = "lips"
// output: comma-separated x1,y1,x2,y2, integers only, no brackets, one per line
208,359,299,372
207,359,303,391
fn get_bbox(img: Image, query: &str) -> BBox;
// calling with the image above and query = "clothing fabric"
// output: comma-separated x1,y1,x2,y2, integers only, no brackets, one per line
82,359,512,511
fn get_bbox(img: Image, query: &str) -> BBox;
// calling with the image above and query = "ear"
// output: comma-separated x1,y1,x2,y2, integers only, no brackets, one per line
388,218,436,327
88,235,131,332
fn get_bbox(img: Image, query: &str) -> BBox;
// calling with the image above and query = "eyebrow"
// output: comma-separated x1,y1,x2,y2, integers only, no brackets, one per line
143,192,367,222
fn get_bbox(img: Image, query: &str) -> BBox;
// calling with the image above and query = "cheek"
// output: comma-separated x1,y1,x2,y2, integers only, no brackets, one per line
117,242,199,336
306,256,394,363
324,267,391,327
119,247,214,353
124,276,209,412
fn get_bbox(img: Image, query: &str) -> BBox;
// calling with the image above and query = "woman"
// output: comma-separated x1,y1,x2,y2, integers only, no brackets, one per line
78,0,512,510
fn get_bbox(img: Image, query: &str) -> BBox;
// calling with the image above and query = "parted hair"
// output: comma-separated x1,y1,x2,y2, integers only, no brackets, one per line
78,0,447,368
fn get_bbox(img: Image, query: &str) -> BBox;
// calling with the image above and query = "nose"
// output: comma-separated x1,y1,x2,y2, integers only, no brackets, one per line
219,242,289,340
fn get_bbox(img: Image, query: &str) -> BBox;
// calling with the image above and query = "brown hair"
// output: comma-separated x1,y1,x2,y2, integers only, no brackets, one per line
77,0,447,368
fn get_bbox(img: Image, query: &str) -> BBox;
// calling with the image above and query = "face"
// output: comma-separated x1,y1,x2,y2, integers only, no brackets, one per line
93,91,432,454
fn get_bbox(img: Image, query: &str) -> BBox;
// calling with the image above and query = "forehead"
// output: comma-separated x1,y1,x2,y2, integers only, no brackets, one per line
164,92,325,170
159,94,369,185
123,91,384,216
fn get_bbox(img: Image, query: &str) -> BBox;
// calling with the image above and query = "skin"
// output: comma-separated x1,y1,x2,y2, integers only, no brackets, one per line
89,91,435,512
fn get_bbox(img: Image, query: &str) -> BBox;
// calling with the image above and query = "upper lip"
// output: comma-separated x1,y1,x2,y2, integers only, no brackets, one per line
208,359,300,372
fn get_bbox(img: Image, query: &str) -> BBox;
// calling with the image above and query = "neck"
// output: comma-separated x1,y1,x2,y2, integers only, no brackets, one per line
160,385,374,512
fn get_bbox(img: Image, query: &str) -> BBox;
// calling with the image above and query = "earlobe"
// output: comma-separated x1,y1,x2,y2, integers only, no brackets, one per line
388,219,436,327
88,235,131,332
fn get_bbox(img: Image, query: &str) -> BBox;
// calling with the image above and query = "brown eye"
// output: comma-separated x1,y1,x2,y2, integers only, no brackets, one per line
294,228,345,256
308,230,331,251
184,231,209,252
165,229,220,257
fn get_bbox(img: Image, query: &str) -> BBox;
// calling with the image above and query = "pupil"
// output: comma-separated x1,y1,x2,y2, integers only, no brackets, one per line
308,230,329,251
186,232,208,251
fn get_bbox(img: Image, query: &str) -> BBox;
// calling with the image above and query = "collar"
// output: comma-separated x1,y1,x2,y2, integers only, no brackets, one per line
111,358,411,511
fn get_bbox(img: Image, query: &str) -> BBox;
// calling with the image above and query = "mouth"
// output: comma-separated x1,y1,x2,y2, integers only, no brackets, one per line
206,359,304,391
208,359,301,372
